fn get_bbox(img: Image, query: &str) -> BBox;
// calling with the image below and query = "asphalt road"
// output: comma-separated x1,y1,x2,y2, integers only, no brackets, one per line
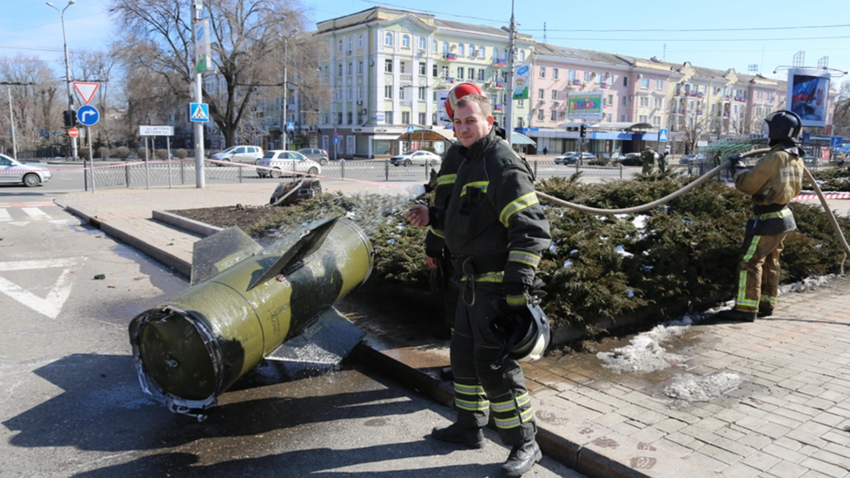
0,191,584,478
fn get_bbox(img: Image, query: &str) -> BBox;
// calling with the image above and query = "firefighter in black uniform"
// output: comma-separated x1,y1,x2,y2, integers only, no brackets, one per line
407,94,551,478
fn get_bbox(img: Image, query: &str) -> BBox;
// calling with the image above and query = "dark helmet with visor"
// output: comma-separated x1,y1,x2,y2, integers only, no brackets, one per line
763,110,802,142
489,300,551,370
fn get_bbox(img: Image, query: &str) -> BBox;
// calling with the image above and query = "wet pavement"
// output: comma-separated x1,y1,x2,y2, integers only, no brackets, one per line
54,180,850,478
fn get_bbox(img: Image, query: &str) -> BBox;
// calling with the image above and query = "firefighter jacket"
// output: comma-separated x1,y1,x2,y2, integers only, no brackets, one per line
733,144,804,235
424,143,463,258
430,127,551,288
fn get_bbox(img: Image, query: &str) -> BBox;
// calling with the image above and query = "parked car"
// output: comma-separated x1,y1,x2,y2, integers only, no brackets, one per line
212,145,264,165
679,154,705,164
390,150,442,167
554,152,579,164
256,150,322,179
555,152,596,164
298,148,329,165
618,152,643,166
0,154,52,187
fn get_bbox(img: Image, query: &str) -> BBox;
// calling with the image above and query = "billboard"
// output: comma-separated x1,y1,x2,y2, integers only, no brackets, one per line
513,64,530,100
436,89,451,123
786,69,830,127
566,92,604,120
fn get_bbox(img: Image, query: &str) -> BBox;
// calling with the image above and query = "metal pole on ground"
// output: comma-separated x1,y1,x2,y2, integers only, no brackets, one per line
167,136,172,188
87,126,95,192
145,137,150,189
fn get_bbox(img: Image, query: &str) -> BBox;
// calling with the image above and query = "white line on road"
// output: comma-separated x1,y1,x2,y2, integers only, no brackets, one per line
0,258,80,319
0,209,10,222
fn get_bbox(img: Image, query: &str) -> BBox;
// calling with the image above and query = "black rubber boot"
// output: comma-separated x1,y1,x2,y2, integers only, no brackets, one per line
431,423,485,449
758,308,774,318
716,309,757,322
500,440,542,478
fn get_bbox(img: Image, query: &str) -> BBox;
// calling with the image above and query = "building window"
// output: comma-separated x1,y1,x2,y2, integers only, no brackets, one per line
518,99,524,108
492,47,498,60
402,35,410,49
338,64,342,77
385,32,393,46
479,45,485,58
550,110,557,121
347,88,352,100
442,41,449,55
358,35,363,48
607,113,612,122
338,112,343,124
433,64,438,77
347,62,352,75
402,111,410,124
623,77,629,87
502,48,508,60
338,40,342,52
478,69,485,81
519,50,525,61
347,112,352,124
621,114,627,122
457,68,464,80
385,111,393,124
400,62,406,74
622,96,628,106
419,87,426,100
458,44,465,56
468,68,474,79
358,61,363,74
538,88,545,99
640,97,649,107
537,109,544,120
442,65,449,78
540,67,546,79
419,112,426,124
655,79,663,90
469,44,475,57
640,78,649,89
384,59,392,73
584,71,590,82
399,86,405,100
384,85,392,98
652,116,661,126
347,38,352,51
419,62,426,75
639,115,648,123
568,70,575,82
432,39,437,52
607,94,613,105
654,98,663,109
757,91,764,100
419,37,426,50
358,86,363,100
552,90,558,100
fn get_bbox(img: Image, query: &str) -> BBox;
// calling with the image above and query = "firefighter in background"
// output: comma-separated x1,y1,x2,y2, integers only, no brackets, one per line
406,93,551,478
713,150,723,181
658,150,669,174
716,110,805,322
641,146,656,174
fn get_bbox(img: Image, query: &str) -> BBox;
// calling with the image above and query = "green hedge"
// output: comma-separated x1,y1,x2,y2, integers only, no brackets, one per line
251,172,850,332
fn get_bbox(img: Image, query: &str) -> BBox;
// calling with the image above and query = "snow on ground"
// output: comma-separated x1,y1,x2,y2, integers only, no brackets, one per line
664,373,742,402
596,324,689,373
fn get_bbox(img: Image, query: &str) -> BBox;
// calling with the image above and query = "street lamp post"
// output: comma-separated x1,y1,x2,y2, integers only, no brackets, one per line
46,0,77,161
282,35,289,151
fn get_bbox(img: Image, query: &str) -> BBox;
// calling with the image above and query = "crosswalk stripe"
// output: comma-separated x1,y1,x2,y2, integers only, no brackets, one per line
0,209,10,222
22,207,51,220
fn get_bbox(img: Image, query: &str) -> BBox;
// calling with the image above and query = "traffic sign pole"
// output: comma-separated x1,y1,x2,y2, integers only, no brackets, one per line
192,2,206,188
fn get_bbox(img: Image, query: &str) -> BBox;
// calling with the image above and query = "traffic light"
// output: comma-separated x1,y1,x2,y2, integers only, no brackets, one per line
63,109,77,127
580,124,587,138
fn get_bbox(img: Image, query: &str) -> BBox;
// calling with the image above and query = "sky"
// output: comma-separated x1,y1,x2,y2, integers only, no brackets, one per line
2,0,849,89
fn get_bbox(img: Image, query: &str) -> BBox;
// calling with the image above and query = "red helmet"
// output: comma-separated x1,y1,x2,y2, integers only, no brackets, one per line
445,83,485,120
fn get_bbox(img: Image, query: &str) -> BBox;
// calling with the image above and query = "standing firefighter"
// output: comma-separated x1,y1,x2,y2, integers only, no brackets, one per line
641,146,656,173
406,93,551,478
717,110,805,322
658,150,669,174
425,83,487,340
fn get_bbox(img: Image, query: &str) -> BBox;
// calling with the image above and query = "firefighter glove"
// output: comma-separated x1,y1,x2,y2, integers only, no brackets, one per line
728,153,746,174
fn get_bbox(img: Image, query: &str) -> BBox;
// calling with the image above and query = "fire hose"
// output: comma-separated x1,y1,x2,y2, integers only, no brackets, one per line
535,148,850,273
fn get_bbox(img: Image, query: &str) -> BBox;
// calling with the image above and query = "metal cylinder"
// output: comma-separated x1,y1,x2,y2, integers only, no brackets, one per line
129,218,373,414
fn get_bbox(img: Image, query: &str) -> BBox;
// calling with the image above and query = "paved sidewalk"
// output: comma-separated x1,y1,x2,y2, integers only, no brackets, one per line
54,181,850,478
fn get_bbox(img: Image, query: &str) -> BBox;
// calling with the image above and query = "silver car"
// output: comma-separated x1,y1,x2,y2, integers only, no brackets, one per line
0,154,52,187
297,148,329,165
256,150,322,179
211,145,264,165
389,150,441,167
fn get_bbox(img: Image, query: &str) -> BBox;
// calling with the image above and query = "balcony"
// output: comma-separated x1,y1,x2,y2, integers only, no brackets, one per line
399,74,413,84
399,99,413,107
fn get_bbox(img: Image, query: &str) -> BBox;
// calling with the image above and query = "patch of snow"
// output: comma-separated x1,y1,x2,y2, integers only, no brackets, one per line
632,215,649,230
615,214,630,220
596,324,689,373
626,289,634,298
614,245,633,258
570,249,579,255
641,265,654,272
564,260,573,270
664,373,742,402
387,239,396,244
549,244,557,254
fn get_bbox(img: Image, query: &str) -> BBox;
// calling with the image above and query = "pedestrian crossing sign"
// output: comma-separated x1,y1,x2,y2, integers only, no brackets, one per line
658,128,668,142
189,102,209,122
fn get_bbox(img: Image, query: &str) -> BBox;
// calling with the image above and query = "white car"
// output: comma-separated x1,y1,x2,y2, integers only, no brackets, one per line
256,150,322,179
0,153,52,187
390,150,442,167
212,145,264,165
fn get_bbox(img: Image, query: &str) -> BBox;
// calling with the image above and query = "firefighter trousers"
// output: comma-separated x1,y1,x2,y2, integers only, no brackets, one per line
734,233,787,314
450,283,536,447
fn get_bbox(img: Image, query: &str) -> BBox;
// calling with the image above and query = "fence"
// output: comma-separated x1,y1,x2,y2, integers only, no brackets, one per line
85,158,643,190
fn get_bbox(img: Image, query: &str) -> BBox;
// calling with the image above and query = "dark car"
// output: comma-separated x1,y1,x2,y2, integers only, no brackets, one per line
298,148,329,165
619,152,643,166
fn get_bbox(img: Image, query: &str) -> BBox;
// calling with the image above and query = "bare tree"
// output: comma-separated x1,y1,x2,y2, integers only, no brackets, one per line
833,79,850,137
109,0,311,147
0,55,62,152
71,48,122,147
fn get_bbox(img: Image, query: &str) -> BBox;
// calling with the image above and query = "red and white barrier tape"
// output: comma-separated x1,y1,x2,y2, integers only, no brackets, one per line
795,192,850,201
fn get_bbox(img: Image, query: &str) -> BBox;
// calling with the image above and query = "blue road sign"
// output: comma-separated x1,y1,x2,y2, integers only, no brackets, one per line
407,125,414,133
830,136,843,148
189,102,209,122
334,137,339,144
802,132,811,146
77,105,99,126
658,128,668,142
286,122,294,132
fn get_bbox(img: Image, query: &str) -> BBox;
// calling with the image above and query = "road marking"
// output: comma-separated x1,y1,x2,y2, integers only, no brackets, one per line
0,258,80,319
0,209,10,222
22,207,51,220
0,202,55,207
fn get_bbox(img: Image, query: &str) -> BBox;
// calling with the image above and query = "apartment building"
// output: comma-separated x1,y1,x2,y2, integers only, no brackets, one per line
314,7,534,158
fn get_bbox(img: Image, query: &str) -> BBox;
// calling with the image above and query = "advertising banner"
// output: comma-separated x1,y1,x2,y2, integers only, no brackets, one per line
513,64,530,100
567,92,604,120
786,69,830,127
194,19,211,74
437,89,451,123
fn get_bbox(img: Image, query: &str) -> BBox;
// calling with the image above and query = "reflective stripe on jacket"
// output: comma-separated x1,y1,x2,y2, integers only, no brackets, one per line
733,144,804,235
